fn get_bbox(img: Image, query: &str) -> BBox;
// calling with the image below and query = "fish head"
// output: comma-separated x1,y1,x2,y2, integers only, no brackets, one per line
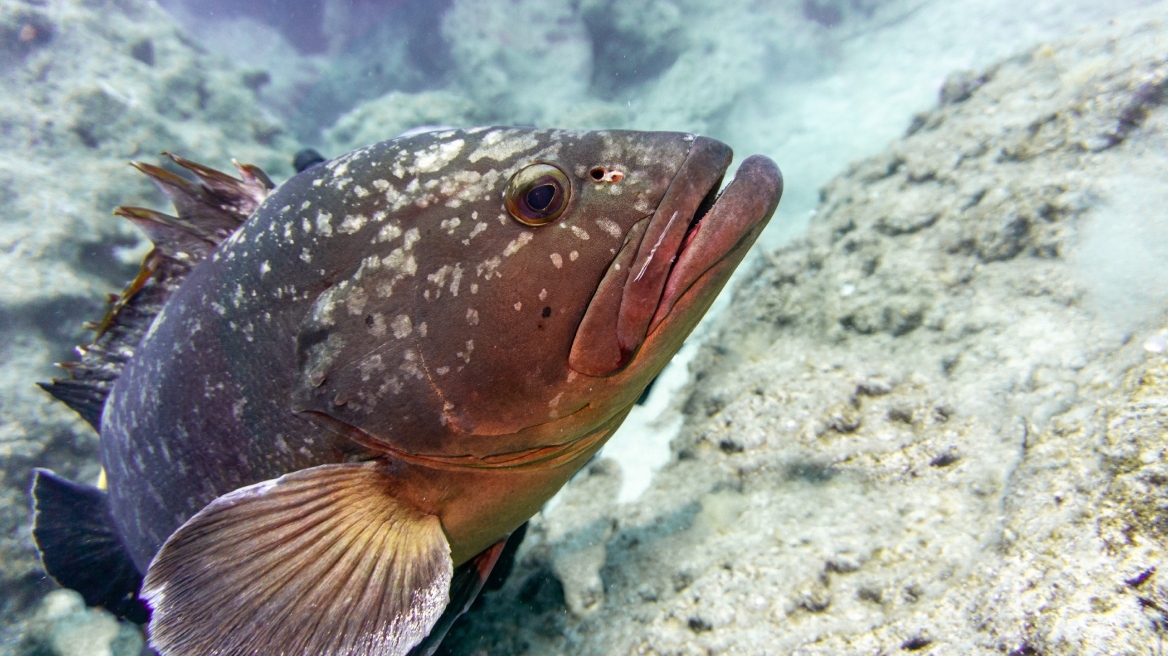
290,128,781,460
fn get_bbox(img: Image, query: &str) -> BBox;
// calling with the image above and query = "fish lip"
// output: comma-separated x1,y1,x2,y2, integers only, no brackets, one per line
648,154,783,334
615,137,734,360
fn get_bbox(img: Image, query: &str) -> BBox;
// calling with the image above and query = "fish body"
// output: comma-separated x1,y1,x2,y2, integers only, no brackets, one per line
34,127,782,655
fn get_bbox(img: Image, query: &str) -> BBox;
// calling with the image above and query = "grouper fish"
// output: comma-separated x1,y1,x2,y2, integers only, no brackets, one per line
31,128,782,655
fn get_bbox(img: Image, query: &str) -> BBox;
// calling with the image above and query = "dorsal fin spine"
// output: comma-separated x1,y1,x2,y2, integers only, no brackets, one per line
40,157,273,430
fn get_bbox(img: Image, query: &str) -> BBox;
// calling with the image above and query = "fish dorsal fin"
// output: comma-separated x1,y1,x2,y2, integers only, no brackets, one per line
141,462,452,656
39,156,273,430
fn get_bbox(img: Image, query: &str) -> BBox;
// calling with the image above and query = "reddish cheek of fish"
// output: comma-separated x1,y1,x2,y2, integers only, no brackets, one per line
389,419,618,565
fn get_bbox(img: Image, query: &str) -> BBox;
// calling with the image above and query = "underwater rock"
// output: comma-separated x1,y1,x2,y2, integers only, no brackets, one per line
323,90,480,155
441,0,594,127
438,5,1168,654
16,589,142,656
0,0,292,647
543,459,623,618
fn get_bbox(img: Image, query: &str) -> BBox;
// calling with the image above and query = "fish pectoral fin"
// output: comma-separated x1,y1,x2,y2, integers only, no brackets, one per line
407,523,527,656
141,462,452,656
30,469,148,623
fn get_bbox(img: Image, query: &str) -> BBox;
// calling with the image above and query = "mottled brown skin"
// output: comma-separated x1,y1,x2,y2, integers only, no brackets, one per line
101,128,781,573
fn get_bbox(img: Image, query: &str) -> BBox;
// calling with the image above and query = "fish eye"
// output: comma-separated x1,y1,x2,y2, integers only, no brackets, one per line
505,163,570,226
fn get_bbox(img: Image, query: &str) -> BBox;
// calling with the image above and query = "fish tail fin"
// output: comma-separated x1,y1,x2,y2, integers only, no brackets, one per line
30,469,149,624
37,155,272,430
141,462,453,656
407,522,528,656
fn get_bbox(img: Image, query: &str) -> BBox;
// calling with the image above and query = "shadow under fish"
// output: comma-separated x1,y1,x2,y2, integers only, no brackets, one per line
31,127,782,655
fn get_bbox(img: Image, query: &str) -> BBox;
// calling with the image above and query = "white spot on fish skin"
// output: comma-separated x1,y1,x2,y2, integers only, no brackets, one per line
232,398,247,420
417,322,428,338
345,286,368,315
548,392,563,408
414,139,465,173
614,263,621,271
368,313,387,337
514,301,522,311
550,253,563,268
567,370,578,383
302,218,313,234
470,283,479,294
503,232,534,257
300,249,312,263
462,220,485,243
539,288,548,301
570,251,579,261
466,308,479,325
456,340,474,363
358,354,385,381
385,185,405,210
477,256,502,279
436,366,450,375
441,217,461,234
300,200,312,210
450,265,463,296
468,130,539,163
596,219,622,238
260,261,271,276
376,222,402,243
316,211,334,237
373,179,390,191
354,185,370,198
313,179,323,187
339,214,368,234
391,315,413,339
571,226,590,241
400,349,425,380
403,227,421,250
428,265,453,291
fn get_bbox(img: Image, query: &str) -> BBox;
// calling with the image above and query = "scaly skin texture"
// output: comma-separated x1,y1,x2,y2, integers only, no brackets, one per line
100,128,781,570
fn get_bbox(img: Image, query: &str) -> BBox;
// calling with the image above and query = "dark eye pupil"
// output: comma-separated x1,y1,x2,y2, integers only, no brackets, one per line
526,184,556,211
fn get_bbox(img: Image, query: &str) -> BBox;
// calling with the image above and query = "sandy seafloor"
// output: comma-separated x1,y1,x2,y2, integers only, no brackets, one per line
1,0,1167,654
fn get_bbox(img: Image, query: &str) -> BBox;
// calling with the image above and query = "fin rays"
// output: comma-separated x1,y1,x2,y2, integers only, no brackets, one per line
39,154,273,429
142,463,451,656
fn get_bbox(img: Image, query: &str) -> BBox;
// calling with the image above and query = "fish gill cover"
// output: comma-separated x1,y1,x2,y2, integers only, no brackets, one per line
1,0,1167,654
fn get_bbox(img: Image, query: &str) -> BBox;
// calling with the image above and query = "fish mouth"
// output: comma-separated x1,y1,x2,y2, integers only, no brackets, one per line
569,137,783,376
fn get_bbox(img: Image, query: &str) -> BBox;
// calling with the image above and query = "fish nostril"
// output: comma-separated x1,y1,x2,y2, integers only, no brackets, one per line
590,167,606,181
